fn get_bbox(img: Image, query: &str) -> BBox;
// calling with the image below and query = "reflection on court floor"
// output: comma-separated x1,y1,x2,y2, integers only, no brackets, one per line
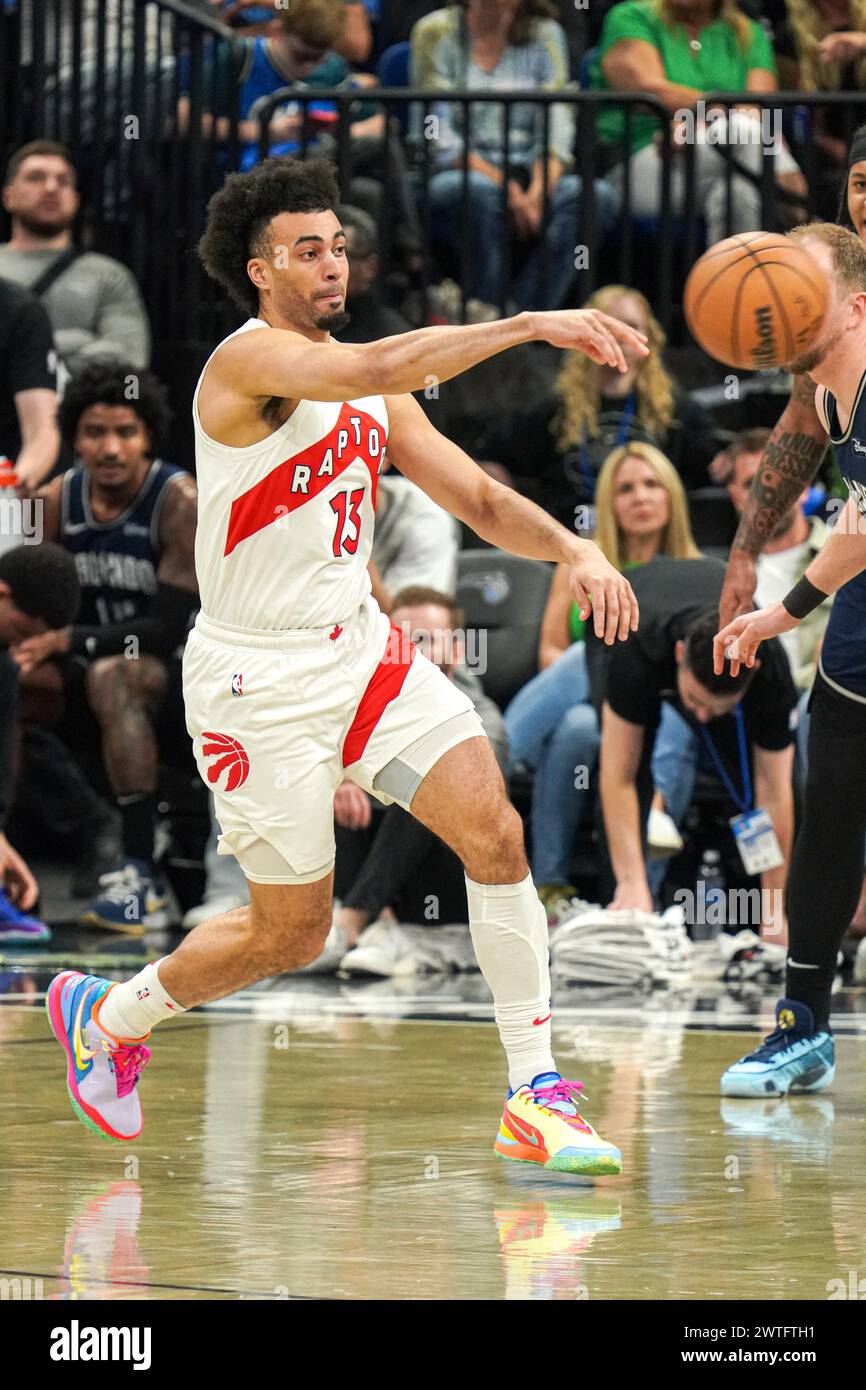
2,969,866,1300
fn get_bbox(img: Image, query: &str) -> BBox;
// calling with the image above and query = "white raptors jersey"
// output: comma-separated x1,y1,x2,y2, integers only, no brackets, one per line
192,318,388,630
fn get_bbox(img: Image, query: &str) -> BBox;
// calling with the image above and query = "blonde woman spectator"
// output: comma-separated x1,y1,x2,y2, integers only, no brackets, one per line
479,283,718,527
778,0,866,215
504,441,700,914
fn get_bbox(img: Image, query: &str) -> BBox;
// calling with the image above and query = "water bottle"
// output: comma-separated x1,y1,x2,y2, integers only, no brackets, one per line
694,849,725,942
0,457,23,558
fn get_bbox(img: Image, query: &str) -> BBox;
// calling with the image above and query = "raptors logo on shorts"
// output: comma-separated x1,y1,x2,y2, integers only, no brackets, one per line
201,731,250,792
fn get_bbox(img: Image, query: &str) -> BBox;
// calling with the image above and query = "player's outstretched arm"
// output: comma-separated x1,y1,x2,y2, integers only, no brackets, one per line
716,495,866,674
719,372,828,629
386,393,638,643
213,309,647,405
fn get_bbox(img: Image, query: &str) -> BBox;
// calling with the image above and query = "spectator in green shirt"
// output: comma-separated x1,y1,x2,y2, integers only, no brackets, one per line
589,0,807,243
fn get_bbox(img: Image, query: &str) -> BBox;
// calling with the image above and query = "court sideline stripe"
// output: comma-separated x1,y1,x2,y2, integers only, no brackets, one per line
0,1266,327,1299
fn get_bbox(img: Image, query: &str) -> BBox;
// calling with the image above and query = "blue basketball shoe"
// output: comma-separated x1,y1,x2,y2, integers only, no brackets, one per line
720,999,835,1098
0,886,51,943
79,858,169,935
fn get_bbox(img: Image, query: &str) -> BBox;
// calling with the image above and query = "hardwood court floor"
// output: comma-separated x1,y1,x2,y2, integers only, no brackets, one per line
1,984,865,1301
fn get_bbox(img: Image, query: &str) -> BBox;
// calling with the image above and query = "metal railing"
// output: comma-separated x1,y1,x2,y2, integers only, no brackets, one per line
3,3,866,347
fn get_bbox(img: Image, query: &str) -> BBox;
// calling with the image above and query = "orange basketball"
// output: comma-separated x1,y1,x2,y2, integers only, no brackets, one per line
684,231,828,371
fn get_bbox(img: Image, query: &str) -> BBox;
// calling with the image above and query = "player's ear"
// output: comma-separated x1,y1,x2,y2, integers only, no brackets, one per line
247,257,269,293
674,639,685,665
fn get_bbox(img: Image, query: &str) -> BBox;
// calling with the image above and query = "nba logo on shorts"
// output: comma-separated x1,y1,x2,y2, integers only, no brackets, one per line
231,673,243,697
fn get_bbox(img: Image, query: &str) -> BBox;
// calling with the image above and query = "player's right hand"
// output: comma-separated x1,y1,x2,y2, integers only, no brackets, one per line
532,309,649,372
334,779,372,831
719,550,758,631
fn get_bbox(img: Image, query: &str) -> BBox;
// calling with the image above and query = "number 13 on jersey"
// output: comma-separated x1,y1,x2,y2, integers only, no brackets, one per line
330,486,365,557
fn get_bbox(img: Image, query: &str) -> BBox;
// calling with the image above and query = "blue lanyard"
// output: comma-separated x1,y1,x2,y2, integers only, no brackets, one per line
579,394,636,495
697,705,752,814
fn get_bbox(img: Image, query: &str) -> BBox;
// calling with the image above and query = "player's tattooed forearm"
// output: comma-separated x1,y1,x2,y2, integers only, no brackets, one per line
734,427,827,547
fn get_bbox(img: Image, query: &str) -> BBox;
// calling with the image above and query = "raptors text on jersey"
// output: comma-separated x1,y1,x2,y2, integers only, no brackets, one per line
192,318,388,631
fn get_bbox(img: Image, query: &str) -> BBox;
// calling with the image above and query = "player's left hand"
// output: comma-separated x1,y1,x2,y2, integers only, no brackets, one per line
714,602,799,678
567,546,639,644
10,627,70,676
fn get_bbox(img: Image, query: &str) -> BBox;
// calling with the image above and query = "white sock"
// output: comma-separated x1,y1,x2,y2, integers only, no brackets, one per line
96,959,187,1040
465,871,556,1092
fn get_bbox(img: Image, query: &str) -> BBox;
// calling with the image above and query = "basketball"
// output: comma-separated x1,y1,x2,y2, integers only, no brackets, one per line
684,231,828,370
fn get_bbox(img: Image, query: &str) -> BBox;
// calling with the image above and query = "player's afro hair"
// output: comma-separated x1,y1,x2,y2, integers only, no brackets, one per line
58,362,172,455
197,156,341,316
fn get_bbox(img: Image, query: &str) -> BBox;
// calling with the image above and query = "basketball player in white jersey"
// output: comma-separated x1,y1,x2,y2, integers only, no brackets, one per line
46,158,647,1175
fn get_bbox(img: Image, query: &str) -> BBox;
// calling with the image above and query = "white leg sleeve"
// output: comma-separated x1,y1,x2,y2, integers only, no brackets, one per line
465,871,556,1092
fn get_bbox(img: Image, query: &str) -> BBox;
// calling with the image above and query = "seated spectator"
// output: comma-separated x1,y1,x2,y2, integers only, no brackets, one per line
412,0,619,312
600,557,797,942
336,203,414,339
16,364,199,934
0,143,151,377
590,0,807,243
504,441,700,916
178,0,421,256
0,275,60,489
839,120,866,236
478,283,719,528
777,0,866,219
372,453,460,608
0,542,80,942
209,0,374,62
311,586,509,973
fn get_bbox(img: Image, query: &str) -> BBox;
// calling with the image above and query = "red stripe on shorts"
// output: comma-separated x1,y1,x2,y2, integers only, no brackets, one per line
342,624,416,768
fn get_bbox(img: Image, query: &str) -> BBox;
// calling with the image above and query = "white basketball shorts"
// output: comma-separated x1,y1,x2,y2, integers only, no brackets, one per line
182,594,485,884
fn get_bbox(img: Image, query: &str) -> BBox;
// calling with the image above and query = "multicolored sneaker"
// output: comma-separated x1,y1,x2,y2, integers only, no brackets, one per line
45,971,151,1141
494,1071,622,1176
0,886,51,944
79,858,170,935
720,999,835,1098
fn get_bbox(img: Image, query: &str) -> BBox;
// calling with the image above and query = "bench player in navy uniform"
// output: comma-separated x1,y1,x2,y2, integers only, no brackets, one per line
716,223,866,1097
16,363,198,932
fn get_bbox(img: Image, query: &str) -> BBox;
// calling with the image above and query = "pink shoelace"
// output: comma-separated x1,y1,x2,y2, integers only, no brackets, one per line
531,1078,592,1133
112,1043,152,1099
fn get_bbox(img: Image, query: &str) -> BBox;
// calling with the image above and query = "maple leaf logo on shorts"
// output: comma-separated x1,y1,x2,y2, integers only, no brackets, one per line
200,731,251,792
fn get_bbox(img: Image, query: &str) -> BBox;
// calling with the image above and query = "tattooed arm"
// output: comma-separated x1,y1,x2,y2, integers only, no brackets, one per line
719,373,829,628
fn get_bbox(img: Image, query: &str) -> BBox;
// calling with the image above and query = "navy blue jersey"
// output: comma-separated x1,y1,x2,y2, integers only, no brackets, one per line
821,378,866,695
60,462,185,627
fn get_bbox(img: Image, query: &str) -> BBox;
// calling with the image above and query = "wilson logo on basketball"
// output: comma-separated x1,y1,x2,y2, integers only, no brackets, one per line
200,731,250,792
